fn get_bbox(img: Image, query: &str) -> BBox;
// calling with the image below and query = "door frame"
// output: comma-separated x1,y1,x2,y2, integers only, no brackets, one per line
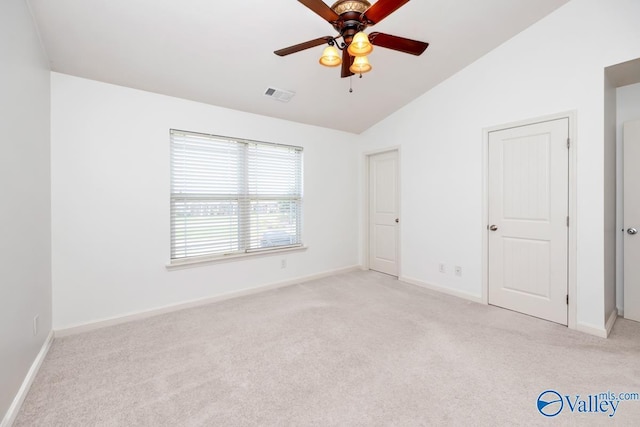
362,147,401,276
481,111,577,330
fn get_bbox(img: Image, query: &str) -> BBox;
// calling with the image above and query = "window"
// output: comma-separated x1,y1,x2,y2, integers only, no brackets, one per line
170,130,303,262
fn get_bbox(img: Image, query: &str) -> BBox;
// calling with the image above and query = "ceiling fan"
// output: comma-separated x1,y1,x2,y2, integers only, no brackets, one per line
274,0,429,78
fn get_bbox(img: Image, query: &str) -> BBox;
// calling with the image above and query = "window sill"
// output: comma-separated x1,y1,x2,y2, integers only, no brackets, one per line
165,245,308,271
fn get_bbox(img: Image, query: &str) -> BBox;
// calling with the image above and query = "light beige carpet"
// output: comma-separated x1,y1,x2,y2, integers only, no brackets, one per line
14,271,640,426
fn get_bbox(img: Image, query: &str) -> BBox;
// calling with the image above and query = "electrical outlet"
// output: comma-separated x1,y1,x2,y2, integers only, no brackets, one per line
439,263,446,274
33,315,39,336
281,259,287,269
454,266,462,277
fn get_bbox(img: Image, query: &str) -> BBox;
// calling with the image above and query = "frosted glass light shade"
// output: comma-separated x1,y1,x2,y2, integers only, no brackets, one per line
319,46,342,67
349,55,372,74
347,32,373,56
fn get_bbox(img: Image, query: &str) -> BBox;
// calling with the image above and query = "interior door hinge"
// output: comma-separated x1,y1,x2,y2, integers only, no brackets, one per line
566,294,569,305
566,216,569,227
567,138,570,149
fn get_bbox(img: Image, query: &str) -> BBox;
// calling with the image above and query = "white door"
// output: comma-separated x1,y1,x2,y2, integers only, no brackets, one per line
488,118,569,325
369,150,399,276
624,118,640,323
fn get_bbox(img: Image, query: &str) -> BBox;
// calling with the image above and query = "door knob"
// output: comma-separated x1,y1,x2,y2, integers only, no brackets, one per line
628,228,638,235
395,218,399,223
489,225,498,231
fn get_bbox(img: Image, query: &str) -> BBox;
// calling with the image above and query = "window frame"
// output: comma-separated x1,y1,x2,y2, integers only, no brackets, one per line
168,129,304,268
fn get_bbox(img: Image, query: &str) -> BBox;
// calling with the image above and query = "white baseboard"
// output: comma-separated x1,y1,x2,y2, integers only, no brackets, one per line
605,308,618,337
399,275,483,304
576,322,608,338
55,265,362,337
575,309,618,339
1,331,54,427
618,307,624,317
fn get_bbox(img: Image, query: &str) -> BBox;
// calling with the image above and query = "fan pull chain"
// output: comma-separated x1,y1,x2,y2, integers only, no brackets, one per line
349,75,353,93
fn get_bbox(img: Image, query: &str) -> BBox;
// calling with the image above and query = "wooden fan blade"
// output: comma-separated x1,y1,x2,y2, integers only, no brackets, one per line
298,0,340,22
363,0,409,25
341,48,354,78
369,32,429,56
274,36,333,56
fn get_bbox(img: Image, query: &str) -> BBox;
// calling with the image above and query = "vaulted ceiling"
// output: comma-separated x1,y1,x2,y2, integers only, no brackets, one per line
28,0,571,133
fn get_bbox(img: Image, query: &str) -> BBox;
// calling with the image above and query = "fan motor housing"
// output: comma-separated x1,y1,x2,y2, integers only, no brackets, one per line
330,0,372,43
334,14,366,43
331,0,371,15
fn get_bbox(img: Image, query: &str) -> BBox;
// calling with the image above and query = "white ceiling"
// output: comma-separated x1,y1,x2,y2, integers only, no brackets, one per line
28,0,570,134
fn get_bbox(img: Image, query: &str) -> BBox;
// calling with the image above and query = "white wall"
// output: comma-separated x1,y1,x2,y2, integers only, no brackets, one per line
0,0,52,421
51,73,359,329
357,0,640,332
616,82,640,313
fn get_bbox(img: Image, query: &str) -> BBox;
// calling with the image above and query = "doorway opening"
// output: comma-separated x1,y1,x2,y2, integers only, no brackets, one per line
606,57,640,325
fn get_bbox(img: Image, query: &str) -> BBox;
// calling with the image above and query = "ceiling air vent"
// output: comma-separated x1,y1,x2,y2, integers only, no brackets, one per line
264,87,295,103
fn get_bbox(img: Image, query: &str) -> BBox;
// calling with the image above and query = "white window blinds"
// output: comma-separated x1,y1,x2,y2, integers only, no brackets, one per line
170,130,303,261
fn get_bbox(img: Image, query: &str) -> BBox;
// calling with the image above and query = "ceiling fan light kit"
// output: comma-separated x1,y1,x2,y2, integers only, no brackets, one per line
319,31,373,73
274,0,429,80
